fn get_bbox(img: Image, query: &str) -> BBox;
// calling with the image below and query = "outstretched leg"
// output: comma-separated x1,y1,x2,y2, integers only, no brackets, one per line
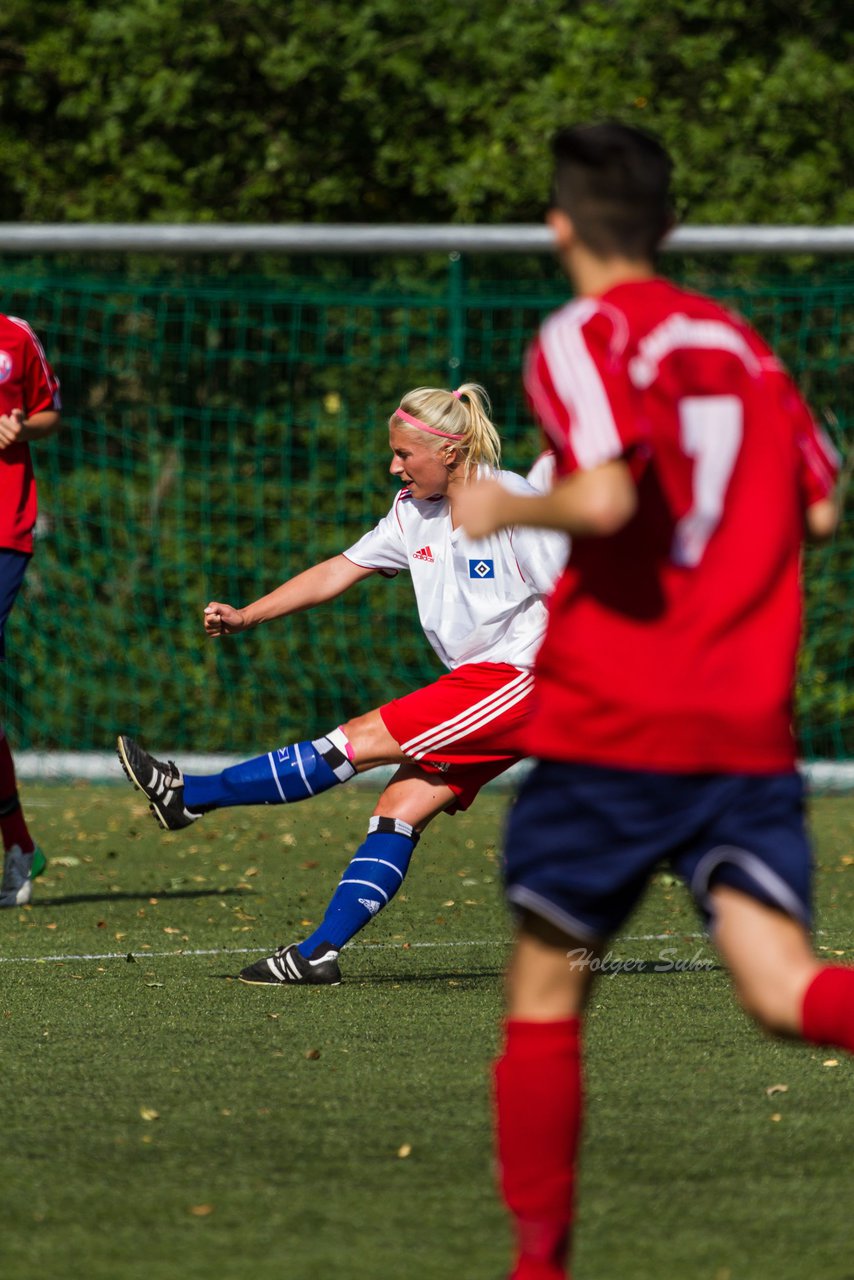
711,885,854,1049
117,709,406,830
238,763,456,986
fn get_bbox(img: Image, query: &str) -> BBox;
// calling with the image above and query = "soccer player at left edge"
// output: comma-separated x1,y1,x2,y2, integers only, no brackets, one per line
0,313,62,907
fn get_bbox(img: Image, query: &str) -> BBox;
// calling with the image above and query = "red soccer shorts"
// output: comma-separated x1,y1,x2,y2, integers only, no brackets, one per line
379,662,534,811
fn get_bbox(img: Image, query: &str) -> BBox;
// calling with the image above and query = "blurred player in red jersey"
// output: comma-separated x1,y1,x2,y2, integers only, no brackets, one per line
0,314,61,907
457,123,845,1280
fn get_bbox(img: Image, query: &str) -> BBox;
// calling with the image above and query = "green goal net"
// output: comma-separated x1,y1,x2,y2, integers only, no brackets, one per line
1,255,851,762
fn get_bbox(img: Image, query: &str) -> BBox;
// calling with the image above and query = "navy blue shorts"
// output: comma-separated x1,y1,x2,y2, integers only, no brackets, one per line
504,760,812,941
0,550,30,661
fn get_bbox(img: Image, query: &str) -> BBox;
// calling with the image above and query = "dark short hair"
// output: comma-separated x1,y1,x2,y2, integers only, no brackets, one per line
551,122,674,260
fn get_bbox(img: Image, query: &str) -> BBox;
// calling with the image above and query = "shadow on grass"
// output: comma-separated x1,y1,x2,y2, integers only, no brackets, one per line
30,886,254,907
352,968,506,984
343,962,725,981
211,964,725,987
211,967,506,984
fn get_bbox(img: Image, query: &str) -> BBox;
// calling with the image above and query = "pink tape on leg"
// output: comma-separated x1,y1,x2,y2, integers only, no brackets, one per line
334,727,356,762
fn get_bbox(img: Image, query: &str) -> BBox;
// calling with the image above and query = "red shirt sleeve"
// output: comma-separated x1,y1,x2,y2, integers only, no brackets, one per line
740,322,838,510
524,301,646,478
787,388,840,509
16,319,61,416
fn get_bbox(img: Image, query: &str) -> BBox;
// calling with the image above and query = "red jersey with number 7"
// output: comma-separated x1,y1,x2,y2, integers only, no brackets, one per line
524,278,839,772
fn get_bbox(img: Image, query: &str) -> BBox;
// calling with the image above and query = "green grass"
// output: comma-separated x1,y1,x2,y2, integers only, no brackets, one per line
2,785,854,1280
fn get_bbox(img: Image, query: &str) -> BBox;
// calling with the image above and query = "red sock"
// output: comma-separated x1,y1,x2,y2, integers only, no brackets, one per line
494,1017,582,1280
0,729,33,853
802,966,854,1052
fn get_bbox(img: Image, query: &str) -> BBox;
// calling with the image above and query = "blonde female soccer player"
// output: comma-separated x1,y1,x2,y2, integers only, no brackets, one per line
118,384,565,985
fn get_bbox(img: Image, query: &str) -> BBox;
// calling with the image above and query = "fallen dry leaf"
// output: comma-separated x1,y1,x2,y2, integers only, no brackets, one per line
139,1107,160,1122
765,1084,789,1097
397,1144,412,1158
304,1048,321,1061
189,1204,214,1217
823,1059,840,1068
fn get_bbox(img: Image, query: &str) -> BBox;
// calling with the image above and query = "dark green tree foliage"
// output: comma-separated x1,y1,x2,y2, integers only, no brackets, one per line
0,0,851,224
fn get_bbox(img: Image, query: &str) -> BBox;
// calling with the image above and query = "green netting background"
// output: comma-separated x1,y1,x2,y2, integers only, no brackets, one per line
1,254,851,759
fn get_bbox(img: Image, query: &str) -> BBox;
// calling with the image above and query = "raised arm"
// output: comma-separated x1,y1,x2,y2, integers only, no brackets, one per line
204,554,376,637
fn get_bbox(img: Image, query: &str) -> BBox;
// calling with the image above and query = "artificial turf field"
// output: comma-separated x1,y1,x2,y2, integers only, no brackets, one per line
2,783,853,1280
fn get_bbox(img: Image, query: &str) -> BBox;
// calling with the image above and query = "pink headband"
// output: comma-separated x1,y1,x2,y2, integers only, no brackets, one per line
395,391,464,440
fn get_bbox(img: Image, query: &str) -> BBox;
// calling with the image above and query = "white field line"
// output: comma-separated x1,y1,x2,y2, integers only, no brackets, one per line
0,933,720,966
7,927,847,969
1,927,841,967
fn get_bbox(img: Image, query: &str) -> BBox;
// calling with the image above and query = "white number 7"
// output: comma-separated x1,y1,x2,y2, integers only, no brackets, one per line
671,395,743,567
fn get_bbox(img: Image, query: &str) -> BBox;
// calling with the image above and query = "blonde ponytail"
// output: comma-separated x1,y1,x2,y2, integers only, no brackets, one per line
392,383,501,476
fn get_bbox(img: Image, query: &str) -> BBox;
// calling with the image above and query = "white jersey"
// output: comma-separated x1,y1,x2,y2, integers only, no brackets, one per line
343,467,567,671
526,449,572,566
526,450,557,493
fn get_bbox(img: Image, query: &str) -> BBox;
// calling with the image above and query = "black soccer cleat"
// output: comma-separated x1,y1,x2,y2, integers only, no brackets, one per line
116,734,200,831
238,942,342,987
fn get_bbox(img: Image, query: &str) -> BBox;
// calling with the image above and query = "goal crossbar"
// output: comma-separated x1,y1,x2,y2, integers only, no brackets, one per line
1,224,852,254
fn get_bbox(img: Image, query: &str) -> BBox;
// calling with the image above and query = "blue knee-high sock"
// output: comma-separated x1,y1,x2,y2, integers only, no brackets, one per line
298,817,420,957
182,728,355,812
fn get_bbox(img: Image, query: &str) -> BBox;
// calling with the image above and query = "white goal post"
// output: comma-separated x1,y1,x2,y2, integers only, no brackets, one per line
0,224,853,254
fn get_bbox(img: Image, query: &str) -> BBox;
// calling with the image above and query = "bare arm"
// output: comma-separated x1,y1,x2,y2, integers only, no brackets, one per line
0,409,61,449
456,460,638,541
204,554,376,636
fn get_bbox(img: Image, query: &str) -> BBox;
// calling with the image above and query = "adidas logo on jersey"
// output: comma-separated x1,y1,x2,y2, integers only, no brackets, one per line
358,897,382,916
412,546,434,563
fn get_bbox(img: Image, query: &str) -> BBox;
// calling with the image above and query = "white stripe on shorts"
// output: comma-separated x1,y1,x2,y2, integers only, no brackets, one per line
401,669,534,760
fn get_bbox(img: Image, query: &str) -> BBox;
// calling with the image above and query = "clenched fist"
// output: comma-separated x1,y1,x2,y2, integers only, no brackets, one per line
203,601,248,636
